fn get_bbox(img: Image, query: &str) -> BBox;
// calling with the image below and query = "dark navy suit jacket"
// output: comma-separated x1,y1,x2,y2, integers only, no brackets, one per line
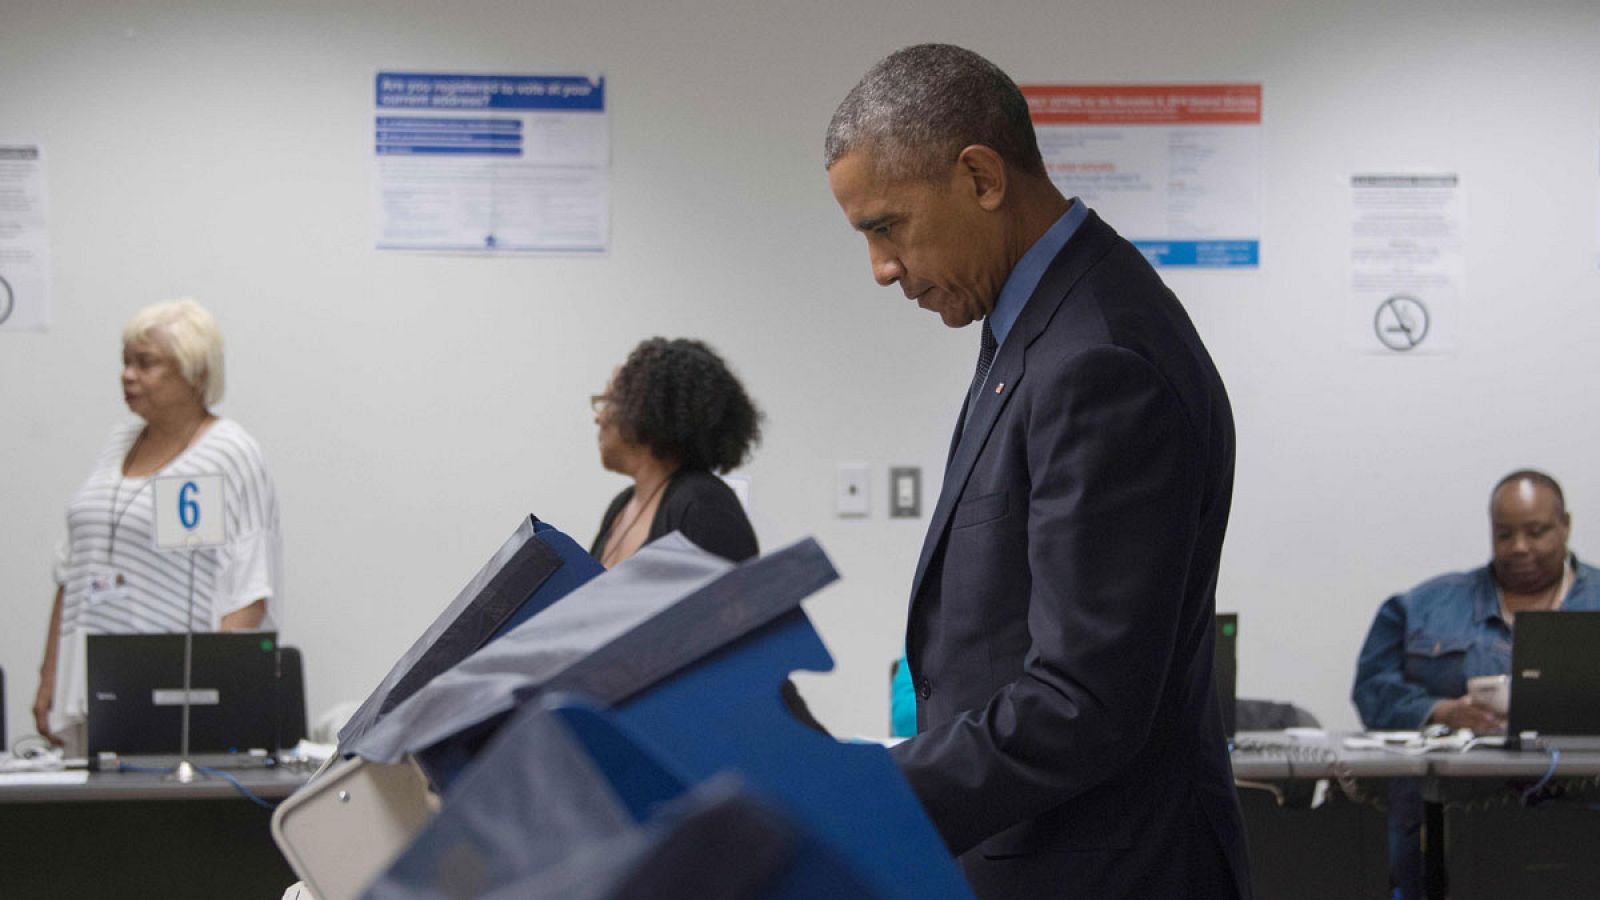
890,211,1252,898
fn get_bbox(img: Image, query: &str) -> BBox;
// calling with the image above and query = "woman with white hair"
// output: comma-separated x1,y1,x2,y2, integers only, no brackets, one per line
32,298,283,753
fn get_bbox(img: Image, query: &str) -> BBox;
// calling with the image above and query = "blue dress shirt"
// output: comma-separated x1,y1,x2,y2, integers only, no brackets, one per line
987,197,1089,349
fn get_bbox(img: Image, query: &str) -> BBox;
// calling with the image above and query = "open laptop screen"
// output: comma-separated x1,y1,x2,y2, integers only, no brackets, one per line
1508,611,1600,740
87,632,279,757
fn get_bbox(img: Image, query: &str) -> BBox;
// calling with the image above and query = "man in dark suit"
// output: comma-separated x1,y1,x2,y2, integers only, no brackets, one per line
825,45,1251,898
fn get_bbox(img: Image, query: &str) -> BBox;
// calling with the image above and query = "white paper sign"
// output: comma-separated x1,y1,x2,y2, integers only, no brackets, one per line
0,143,52,331
1349,174,1463,355
152,474,227,549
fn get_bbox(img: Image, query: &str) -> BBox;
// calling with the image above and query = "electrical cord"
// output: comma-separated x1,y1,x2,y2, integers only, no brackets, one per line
114,761,281,810
1232,779,1287,806
1232,736,1386,811
1240,735,1600,815
197,766,280,809
10,734,58,760
1439,774,1600,814
1520,748,1561,805
1,735,69,774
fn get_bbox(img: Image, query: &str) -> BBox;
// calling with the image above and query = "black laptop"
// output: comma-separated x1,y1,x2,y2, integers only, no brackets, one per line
1508,611,1600,749
1214,613,1238,738
87,632,281,765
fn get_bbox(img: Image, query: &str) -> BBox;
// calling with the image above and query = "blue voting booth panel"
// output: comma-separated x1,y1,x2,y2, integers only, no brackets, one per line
551,702,888,900
489,520,602,640
358,533,970,898
370,698,885,899
337,516,605,758
371,610,969,899
405,520,606,784
594,607,972,898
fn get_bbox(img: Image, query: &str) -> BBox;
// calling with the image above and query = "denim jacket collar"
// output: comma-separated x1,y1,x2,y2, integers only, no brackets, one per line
1475,552,1585,625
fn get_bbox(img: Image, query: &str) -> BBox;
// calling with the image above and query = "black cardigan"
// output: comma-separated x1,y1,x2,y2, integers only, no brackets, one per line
590,469,758,563
589,469,824,734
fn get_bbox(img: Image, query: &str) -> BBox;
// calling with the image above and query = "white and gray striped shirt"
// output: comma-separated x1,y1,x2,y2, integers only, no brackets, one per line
50,418,283,730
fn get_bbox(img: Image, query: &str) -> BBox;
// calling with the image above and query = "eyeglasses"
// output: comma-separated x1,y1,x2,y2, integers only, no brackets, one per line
589,394,609,413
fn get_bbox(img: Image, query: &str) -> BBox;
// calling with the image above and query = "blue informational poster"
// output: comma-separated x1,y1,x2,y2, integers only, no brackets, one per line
372,72,609,254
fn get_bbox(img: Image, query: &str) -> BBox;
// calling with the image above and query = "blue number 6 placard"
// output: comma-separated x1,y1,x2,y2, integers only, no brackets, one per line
153,474,227,549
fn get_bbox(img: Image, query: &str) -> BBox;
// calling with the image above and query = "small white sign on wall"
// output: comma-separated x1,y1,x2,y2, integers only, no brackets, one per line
1349,173,1463,355
0,143,52,332
152,474,227,549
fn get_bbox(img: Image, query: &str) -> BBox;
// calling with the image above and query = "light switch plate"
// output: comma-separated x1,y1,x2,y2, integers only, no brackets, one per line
889,466,921,518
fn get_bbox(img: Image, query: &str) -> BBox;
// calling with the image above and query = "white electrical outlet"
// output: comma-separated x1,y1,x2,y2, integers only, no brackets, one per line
836,462,870,517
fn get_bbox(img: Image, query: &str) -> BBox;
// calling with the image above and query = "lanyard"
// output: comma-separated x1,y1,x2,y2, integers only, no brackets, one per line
105,419,206,572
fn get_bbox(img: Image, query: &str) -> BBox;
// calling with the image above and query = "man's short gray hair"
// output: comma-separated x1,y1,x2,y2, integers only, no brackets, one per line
824,44,1046,182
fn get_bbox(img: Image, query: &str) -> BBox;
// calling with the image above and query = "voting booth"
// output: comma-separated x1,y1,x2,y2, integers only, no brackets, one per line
272,517,970,899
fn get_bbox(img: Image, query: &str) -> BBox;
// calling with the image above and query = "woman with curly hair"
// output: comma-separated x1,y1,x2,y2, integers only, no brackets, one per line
589,337,763,567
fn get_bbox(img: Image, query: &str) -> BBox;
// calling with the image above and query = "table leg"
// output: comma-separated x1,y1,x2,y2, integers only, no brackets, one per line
1423,798,1447,900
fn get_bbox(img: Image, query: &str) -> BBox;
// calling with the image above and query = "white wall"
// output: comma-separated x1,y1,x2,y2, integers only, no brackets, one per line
3,0,1599,745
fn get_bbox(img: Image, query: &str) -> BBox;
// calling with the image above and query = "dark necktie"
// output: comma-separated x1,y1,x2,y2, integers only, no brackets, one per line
963,319,998,432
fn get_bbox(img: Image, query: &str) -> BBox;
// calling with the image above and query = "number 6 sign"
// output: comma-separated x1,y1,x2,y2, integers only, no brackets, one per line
153,474,227,549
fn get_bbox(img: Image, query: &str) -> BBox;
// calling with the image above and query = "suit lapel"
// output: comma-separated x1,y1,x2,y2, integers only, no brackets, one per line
906,211,1119,604
946,396,967,467
907,335,1027,604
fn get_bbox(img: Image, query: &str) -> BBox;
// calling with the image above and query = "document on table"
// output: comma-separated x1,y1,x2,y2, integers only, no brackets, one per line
0,770,89,786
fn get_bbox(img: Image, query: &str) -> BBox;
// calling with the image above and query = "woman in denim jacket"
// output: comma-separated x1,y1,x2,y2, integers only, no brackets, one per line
1352,469,1600,899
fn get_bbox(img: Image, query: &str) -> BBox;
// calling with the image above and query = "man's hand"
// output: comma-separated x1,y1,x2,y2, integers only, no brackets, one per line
1428,696,1505,733
32,676,63,747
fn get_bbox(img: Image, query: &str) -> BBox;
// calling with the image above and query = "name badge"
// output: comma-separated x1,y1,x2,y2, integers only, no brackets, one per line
85,572,136,621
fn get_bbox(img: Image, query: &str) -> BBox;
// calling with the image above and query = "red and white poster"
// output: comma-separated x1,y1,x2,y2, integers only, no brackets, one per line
1023,84,1262,268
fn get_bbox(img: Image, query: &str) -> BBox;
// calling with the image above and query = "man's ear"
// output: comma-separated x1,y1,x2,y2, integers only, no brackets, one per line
955,145,1008,211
